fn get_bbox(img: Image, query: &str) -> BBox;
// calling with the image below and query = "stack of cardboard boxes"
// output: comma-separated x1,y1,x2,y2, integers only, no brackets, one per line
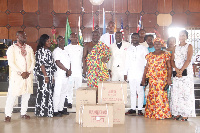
76,81,127,127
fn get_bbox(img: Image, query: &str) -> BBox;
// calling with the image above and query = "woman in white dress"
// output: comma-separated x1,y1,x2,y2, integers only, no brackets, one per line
171,30,196,121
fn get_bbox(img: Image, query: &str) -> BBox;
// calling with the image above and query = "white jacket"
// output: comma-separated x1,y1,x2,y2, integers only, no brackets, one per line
108,41,130,73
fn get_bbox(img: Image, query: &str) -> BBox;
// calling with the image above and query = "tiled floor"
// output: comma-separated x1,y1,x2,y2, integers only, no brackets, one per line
0,113,199,133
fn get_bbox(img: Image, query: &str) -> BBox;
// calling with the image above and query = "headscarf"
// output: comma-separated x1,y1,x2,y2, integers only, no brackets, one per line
153,38,164,45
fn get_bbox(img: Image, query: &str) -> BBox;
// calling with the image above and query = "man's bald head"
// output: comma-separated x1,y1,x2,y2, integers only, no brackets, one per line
16,31,27,45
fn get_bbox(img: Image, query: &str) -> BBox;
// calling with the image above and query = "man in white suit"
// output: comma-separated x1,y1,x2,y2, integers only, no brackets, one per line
124,33,149,116
108,32,130,81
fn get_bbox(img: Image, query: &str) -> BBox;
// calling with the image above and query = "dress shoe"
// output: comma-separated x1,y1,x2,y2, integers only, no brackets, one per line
4,116,11,122
54,112,62,117
59,108,69,115
21,114,30,119
138,110,143,116
125,109,136,115
67,103,72,108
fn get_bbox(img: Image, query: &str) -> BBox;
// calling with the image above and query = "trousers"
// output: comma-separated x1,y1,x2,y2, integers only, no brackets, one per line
5,92,30,117
53,76,69,112
129,79,144,110
111,67,124,81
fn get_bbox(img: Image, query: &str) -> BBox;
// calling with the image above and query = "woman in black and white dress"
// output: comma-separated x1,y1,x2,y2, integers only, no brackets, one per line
34,34,57,117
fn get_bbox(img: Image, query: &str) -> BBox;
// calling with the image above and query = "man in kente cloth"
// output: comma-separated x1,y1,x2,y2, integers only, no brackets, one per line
83,30,111,88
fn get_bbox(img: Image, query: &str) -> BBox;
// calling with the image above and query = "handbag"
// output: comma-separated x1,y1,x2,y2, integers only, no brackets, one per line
172,69,187,77
164,84,169,91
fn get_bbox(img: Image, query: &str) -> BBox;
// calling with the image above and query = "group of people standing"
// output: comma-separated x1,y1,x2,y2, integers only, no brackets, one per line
4,21,196,122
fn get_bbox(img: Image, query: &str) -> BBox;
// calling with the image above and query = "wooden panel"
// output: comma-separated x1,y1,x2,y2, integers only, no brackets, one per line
68,14,81,28
0,0,7,12
156,26,168,40
143,27,155,33
83,14,93,28
8,27,23,40
98,13,113,28
39,0,53,14
129,27,137,34
24,27,38,43
128,13,140,28
23,0,38,12
24,13,38,27
172,13,187,27
188,13,200,27
143,0,157,13
128,0,142,13
53,0,68,13
189,0,200,12
157,14,172,26
8,0,23,12
83,0,100,13
0,27,8,39
39,28,53,39
158,0,172,13
100,0,114,12
68,0,82,13
0,13,8,26
28,42,37,53
142,14,157,28
173,0,188,13
82,28,93,42
115,0,127,13
8,13,23,27
115,14,128,29
39,14,53,27
55,28,65,37
53,13,67,28
54,14,80,28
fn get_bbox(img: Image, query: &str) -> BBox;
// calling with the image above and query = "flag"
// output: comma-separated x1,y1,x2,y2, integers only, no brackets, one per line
120,18,124,40
65,17,72,46
136,16,142,33
103,8,106,34
92,16,94,31
78,16,83,47
114,18,117,33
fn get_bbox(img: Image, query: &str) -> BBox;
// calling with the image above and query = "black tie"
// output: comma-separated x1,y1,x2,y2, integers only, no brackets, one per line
117,42,122,49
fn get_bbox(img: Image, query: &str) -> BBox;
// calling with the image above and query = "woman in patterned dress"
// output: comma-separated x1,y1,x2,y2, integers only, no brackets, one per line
141,38,172,120
34,34,57,117
171,30,196,121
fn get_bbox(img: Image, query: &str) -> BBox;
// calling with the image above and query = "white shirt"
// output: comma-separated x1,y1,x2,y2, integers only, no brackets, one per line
66,44,83,77
100,33,115,47
124,45,149,80
140,41,148,48
53,46,70,77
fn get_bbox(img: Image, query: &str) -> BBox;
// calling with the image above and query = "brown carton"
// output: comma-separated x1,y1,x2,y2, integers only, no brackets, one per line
76,87,97,123
113,104,125,124
80,104,113,127
98,81,127,104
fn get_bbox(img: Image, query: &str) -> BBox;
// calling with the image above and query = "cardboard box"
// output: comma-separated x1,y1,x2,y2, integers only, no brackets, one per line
98,81,127,104
76,87,97,123
113,104,125,124
80,104,113,127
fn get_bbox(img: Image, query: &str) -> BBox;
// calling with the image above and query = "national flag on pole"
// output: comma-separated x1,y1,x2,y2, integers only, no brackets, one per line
65,17,72,46
103,8,106,34
120,18,124,40
136,16,142,33
78,16,83,47
92,16,94,31
114,18,117,33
